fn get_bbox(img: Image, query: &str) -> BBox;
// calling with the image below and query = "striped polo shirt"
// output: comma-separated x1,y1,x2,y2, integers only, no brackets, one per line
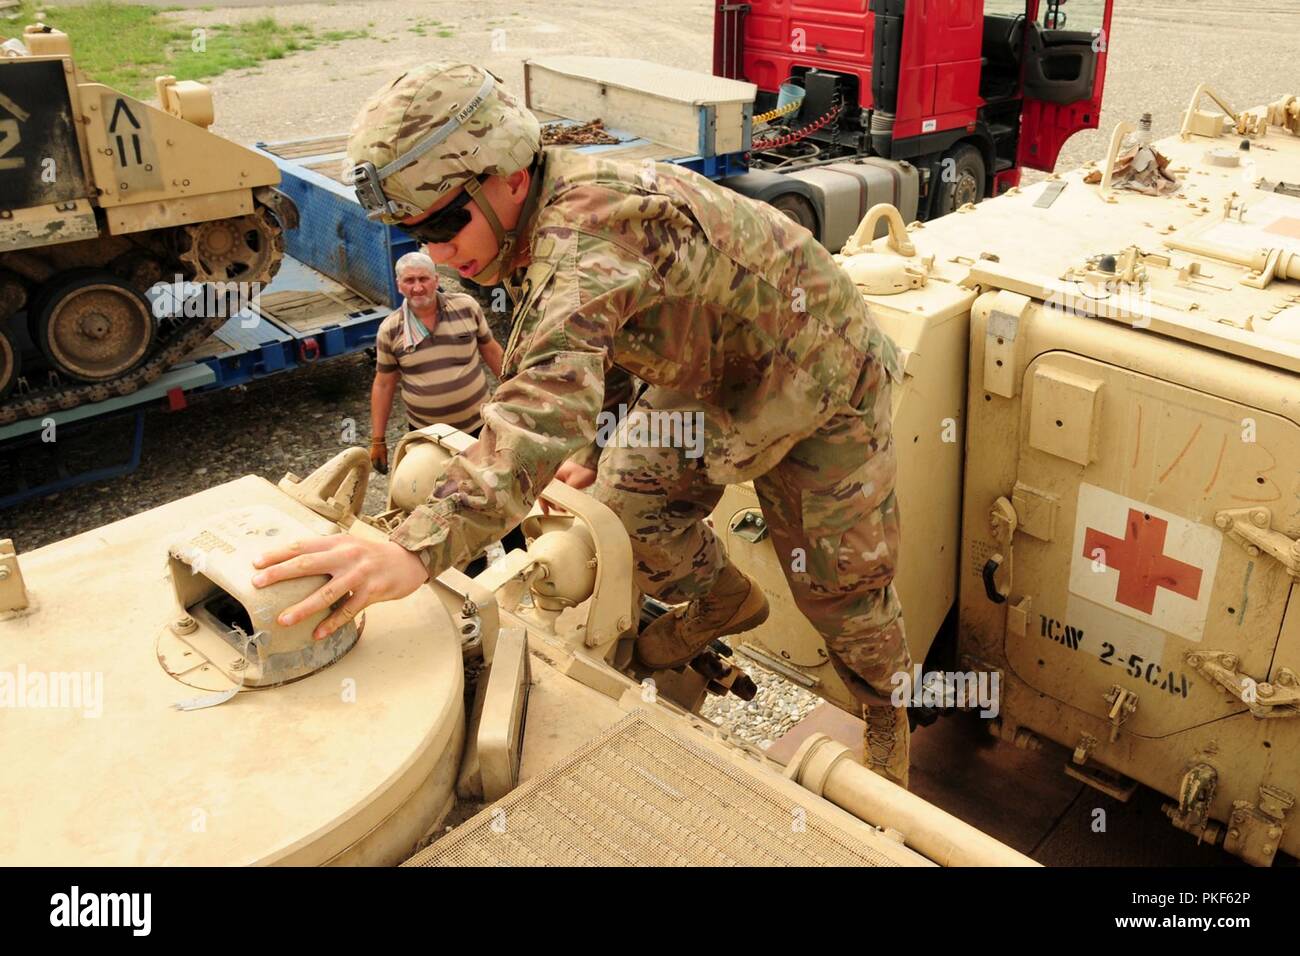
374,290,492,432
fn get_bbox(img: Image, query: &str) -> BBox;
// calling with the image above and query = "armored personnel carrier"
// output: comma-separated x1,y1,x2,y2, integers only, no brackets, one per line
4,80,1297,869
0,24,294,422
712,86,1300,865
0,426,1029,866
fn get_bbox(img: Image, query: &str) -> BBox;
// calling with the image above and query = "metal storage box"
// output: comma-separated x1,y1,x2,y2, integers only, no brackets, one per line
524,56,755,159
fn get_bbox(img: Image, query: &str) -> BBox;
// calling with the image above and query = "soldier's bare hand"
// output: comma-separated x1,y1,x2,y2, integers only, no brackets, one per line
251,536,428,640
555,461,597,489
540,461,599,515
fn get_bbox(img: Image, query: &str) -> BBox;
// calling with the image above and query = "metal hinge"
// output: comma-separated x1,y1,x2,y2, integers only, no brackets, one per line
1215,507,1300,578
1224,786,1294,866
1186,650,1300,718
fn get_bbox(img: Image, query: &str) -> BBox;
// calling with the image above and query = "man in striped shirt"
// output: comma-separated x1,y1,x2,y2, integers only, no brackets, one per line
370,252,504,473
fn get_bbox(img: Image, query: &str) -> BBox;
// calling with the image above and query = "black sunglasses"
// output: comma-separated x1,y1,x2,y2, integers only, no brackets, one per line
398,178,482,244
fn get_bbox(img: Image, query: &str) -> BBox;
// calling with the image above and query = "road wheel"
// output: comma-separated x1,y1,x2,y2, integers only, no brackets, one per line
931,143,986,218
34,271,156,382
769,192,819,234
175,206,284,284
0,325,18,400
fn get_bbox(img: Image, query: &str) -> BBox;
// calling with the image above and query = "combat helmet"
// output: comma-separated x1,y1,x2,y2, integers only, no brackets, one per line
346,63,541,280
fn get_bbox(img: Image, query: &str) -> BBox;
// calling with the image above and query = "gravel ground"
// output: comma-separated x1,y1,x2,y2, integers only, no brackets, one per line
698,653,822,749
10,0,1300,747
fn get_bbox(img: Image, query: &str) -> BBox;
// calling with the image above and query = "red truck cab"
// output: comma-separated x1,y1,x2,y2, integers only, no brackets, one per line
715,0,1114,219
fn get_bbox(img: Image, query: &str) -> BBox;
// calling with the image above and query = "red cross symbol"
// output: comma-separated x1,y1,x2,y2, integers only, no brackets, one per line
1082,509,1203,615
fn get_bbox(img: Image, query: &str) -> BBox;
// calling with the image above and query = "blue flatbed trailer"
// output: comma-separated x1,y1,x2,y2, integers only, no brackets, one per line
0,136,409,509
0,115,749,509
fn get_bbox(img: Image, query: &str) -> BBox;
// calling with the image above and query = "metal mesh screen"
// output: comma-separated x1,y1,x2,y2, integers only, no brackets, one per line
405,712,897,867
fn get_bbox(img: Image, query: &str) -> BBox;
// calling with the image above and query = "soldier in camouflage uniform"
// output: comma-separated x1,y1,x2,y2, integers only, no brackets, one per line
252,63,913,787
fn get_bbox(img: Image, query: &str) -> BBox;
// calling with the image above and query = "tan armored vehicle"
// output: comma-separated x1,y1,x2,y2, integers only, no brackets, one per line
0,24,294,421
0,427,1029,866
3,79,1297,868
712,86,1300,865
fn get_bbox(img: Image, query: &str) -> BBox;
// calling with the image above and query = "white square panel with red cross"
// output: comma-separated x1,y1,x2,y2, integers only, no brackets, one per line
1068,483,1223,642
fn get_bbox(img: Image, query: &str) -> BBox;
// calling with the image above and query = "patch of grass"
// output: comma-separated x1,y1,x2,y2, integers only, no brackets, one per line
22,1,368,99
436,29,454,38
409,17,448,38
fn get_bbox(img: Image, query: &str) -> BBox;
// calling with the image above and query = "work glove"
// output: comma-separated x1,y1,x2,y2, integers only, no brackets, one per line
370,436,389,475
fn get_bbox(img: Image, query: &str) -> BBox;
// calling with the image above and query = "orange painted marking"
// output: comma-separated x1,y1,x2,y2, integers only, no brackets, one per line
1230,447,1282,503
1131,403,1143,471
1157,423,1202,484
1202,434,1228,494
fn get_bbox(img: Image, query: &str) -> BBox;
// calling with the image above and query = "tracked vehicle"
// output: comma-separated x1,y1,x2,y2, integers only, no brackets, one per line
4,80,1299,868
0,427,1030,867
713,86,1300,865
0,24,294,422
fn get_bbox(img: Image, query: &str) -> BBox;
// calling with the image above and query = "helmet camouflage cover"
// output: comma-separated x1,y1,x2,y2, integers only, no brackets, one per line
346,63,542,223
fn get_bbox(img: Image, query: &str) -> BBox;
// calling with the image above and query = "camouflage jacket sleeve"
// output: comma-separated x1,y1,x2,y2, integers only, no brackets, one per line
388,225,662,574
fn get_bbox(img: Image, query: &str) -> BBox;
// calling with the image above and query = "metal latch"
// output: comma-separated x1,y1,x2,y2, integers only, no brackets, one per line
1072,733,1098,765
1104,685,1138,742
729,509,769,543
1065,729,1139,801
1214,508,1300,579
1186,650,1300,718
981,497,1018,603
1164,763,1223,844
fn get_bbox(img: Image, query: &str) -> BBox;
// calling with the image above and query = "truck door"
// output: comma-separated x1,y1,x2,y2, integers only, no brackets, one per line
1016,0,1114,172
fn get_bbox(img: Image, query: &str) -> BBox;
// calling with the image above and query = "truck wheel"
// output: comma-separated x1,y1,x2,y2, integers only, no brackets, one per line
931,144,986,218
35,271,156,383
769,193,819,234
0,326,18,400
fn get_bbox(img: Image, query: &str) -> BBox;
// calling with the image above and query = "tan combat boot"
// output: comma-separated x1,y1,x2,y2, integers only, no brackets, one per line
635,564,770,670
863,704,910,790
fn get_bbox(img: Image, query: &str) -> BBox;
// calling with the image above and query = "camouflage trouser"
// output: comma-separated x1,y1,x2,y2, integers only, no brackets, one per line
592,370,911,706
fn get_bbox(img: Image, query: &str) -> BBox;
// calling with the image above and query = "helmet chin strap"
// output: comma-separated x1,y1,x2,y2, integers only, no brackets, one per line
463,177,516,285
